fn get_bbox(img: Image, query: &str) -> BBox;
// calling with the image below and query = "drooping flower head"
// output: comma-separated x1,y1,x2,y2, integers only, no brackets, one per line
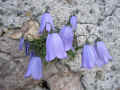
95,41,112,64
39,12,55,33
46,33,67,62
24,41,30,56
19,37,24,51
81,44,97,69
70,15,77,31
92,46,104,67
59,26,74,51
24,56,42,80
30,50,35,58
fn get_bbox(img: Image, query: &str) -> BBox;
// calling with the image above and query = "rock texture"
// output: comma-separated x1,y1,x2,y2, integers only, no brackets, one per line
0,0,120,90
44,62,84,90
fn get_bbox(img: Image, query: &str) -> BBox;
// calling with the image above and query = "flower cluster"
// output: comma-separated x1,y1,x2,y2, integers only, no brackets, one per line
19,12,77,80
81,40,112,69
19,12,112,80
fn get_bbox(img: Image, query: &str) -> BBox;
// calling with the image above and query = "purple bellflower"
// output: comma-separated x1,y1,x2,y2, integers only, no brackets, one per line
95,41,112,64
92,46,104,67
59,26,74,51
70,15,77,31
81,44,97,69
46,33,67,62
39,13,55,33
24,56,42,80
25,41,30,56
19,37,24,51
30,50,35,58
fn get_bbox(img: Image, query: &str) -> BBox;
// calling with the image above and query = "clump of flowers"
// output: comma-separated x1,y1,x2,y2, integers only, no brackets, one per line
19,10,112,80
81,38,112,69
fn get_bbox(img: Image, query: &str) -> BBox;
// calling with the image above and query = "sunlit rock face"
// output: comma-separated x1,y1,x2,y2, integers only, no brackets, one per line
9,20,40,40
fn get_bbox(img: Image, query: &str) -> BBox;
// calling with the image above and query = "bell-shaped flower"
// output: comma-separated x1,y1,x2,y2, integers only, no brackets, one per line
81,44,97,69
30,50,35,58
95,41,112,64
39,12,55,33
19,37,24,51
24,56,42,80
70,15,77,31
24,41,30,56
46,33,67,62
92,46,104,67
59,26,74,51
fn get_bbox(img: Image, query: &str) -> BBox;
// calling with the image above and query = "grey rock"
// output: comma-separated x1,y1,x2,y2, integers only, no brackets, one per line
34,86,44,90
113,8,120,21
103,0,117,16
0,0,120,90
43,63,59,80
47,65,84,90
0,35,32,90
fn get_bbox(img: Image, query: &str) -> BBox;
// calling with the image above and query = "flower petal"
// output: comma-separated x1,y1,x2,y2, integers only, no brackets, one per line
24,58,33,77
46,23,51,32
46,34,56,62
93,46,104,67
81,45,96,69
95,41,112,64
31,57,42,80
39,15,46,33
39,13,55,33
25,41,30,56
59,26,74,51
70,16,77,31
52,33,67,59
19,37,24,51
44,13,55,30
24,56,43,80
46,33,67,61
30,50,35,58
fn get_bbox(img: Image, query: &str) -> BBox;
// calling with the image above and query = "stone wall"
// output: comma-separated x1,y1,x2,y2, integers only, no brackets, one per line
0,0,120,90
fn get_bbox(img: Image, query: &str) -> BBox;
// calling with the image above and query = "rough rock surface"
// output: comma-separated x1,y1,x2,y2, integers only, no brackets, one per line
0,0,120,90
